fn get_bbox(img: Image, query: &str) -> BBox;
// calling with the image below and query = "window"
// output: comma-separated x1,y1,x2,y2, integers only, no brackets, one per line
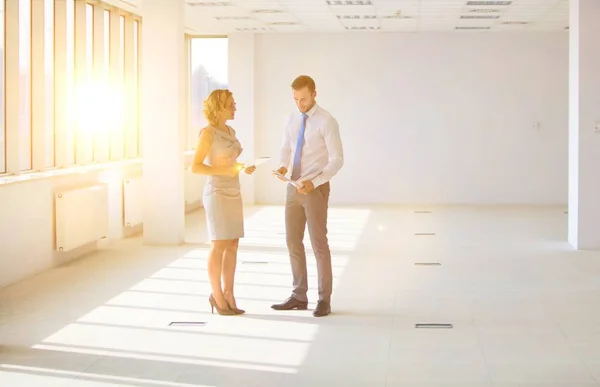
19,0,32,171
133,19,139,155
83,2,93,161
66,0,75,165
103,11,109,82
85,4,93,80
117,14,125,159
96,8,110,161
189,37,228,149
44,0,54,167
119,15,125,81
0,1,5,173
1,1,140,176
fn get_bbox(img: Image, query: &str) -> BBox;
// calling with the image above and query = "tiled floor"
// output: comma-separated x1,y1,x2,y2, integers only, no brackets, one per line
1,205,600,387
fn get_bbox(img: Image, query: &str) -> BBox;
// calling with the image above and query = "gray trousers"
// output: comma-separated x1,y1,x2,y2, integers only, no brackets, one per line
285,182,332,303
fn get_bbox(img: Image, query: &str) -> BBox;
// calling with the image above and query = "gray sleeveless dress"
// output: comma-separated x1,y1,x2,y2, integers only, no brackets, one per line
202,125,244,241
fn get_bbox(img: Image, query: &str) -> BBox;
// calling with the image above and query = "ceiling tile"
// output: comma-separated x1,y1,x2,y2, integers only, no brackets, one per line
185,0,570,33
253,12,299,22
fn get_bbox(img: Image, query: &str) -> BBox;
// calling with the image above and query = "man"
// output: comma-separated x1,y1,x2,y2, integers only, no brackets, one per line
271,75,344,317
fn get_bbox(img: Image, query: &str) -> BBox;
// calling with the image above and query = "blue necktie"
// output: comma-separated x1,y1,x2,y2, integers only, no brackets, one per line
291,113,308,180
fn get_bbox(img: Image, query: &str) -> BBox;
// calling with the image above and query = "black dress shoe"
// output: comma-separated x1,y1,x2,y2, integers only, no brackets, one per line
313,301,331,317
271,296,308,310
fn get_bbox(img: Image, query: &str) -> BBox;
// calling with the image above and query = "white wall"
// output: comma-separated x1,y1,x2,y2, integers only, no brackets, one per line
0,156,204,289
252,32,569,205
0,164,139,288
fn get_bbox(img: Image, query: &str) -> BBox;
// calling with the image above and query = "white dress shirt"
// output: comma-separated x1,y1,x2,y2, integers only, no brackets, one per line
278,103,344,188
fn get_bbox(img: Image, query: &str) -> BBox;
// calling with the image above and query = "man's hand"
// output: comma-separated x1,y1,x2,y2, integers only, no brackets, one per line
297,180,315,195
274,167,288,181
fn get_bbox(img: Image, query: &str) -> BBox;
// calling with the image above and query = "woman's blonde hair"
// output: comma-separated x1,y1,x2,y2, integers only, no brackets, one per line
203,89,233,126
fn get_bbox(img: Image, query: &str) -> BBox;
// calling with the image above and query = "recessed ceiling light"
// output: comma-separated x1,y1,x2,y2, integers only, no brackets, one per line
186,1,232,6
455,26,491,29
466,1,511,5
215,16,253,20
468,8,501,13
461,15,500,19
344,25,380,30
337,15,376,19
236,27,271,31
251,9,283,14
383,15,413,19
326,1,372,5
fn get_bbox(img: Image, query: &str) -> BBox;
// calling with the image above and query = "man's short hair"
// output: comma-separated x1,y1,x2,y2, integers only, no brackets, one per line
291,75,316,93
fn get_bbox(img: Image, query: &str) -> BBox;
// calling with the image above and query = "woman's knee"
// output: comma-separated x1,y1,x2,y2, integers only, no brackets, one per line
211,240,228,254
225,239,239,252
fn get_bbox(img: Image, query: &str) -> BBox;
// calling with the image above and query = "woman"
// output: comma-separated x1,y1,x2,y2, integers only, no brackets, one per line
192,89,255,316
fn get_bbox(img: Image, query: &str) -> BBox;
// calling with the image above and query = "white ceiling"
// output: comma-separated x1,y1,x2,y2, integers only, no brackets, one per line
115,0,570,34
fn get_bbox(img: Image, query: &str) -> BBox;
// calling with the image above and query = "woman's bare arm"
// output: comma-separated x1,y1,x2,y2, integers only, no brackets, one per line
191,128,238,176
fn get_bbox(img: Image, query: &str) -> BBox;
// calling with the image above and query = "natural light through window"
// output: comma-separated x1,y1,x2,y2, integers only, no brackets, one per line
44,0,55,167
31,207,371,377
0,364,215,387
65,0,76,165
189,37,228,149
0,1,5,173
75,6,123,150
19,0,32,171
75,81,124,141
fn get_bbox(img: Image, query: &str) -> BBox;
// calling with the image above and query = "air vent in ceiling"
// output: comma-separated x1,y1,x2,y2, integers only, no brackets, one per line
466,1,511,5
327,0,372,5
383,15,413,19
502,21,528,24
461,15,500,19
345,25,380,30
215,16,253,20
269,21,298,25
251,9,283,14
187,1,232,6
455,26,491,29
337,15,377,19
236,27,271,31
468,8,501,13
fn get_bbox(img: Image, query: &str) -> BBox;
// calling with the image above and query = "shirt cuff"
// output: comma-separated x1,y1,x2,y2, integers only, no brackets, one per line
311,175,326,188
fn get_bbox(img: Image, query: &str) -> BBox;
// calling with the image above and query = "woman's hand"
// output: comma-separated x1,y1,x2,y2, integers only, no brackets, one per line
244,165,256,175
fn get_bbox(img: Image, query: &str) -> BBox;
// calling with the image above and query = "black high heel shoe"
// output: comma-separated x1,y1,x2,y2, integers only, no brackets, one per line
209,294,235,315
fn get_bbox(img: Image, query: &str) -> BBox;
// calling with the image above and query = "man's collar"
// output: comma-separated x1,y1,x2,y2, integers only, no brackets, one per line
305,103,318,117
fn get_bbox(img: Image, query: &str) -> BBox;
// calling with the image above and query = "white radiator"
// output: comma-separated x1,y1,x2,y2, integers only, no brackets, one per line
185,168,205,207
123,177,144,227
55,184,109,252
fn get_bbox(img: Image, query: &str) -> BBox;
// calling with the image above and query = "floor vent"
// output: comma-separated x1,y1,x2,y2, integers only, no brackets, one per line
415,323,453,329
169,321,207,327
